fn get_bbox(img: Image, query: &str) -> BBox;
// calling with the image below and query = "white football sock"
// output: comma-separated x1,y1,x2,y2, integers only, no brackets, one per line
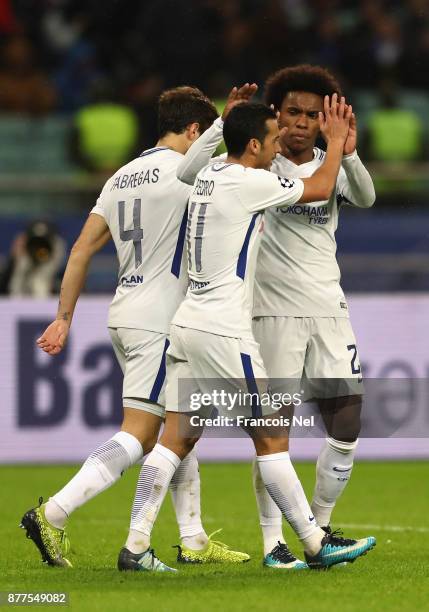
257,452,325,555
169,449,208,550
252,457,285,556
311,437,358,528
126,443,180,554
43,499,67,530
46,432,143,528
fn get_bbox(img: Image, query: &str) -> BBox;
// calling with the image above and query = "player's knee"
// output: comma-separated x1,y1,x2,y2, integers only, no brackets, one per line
182,436,199,453
326,395,362,442
159,434,196,460
140,432,159,455
121,404,163,448
253,436,289,455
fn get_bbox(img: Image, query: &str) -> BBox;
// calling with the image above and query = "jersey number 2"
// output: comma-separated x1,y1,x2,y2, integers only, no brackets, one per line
347,344,361,375
118,199,143,267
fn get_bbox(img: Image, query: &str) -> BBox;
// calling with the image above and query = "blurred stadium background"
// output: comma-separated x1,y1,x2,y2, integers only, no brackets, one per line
0,0,428,463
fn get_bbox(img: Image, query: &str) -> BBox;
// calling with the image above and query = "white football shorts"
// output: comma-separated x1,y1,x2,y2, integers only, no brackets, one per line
109,327,169,417
165,325,276,418
252,316,363,399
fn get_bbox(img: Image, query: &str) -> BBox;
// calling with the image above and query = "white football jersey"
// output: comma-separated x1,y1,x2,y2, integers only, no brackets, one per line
91,147,191,333
176,123,374,319
254,148,353,318
172,161,304,339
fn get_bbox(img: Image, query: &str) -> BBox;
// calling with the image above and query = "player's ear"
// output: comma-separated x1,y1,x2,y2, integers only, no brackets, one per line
248,138,261,156
186,122,201,142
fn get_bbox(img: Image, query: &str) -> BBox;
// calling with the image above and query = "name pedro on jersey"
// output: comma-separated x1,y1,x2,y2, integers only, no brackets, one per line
193,178,214,196
189,415,315,428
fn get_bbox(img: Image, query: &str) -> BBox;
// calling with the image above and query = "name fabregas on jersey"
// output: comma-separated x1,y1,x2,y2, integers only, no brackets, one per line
110,168,160,191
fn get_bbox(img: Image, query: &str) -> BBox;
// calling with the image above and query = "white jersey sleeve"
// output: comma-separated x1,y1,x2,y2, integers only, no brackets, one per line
239,168,304,213
90,201,105,219
176,117,225,185
337,151,376,209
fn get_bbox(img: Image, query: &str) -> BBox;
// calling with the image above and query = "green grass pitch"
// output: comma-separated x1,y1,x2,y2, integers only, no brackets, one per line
1,461,428,611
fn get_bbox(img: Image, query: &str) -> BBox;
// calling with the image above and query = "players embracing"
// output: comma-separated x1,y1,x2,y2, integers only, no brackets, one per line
175,64,376,568
20,64,377,574
128,82,376,569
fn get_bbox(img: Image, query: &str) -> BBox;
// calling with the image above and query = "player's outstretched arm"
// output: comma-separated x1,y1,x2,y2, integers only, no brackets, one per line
36,213,111,355
339,112,376,208
176,83,258,185
299,94,351,204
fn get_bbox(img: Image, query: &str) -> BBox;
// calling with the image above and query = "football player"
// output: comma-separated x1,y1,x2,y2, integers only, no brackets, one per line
123,100,376,571
20,85,254,571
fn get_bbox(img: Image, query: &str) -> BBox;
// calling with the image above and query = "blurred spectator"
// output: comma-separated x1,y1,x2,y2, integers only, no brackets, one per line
41,1,87,54
0,1,427,110
401,26,429,89
372,16,403,80
0,221,65,296
0,35,57,115
365,81,424,161
54,39,101,112
70,79,139,173
126,74,165,151
313,13,343,71
0,0,20,34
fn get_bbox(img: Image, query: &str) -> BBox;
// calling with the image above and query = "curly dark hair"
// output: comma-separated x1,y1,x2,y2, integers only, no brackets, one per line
264,64,342,110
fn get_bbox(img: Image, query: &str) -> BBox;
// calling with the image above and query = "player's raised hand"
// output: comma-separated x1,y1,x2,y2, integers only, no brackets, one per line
36,319,70,355
343,110,357,155
221,83,258,120
319,94,352,145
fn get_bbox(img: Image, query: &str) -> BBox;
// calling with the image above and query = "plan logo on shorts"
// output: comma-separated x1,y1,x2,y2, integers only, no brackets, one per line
120,275,144,287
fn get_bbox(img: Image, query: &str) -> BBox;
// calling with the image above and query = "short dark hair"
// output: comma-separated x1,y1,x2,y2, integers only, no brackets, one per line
158,86,218,138
224,103,277,156
264,64,342,110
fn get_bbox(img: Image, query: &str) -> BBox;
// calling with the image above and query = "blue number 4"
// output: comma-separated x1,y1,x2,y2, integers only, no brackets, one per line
118,199,143,267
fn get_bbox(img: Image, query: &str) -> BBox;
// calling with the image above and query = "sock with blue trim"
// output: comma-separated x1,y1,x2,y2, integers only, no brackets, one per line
311,437,358,527
45,431,143,528
170,449,208,550
126,443,181,554
257,451,325,555
252,457,285,556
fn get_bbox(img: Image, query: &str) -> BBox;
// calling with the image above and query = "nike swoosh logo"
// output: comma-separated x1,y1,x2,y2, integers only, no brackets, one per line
309,516,315,522
333,467,351,472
